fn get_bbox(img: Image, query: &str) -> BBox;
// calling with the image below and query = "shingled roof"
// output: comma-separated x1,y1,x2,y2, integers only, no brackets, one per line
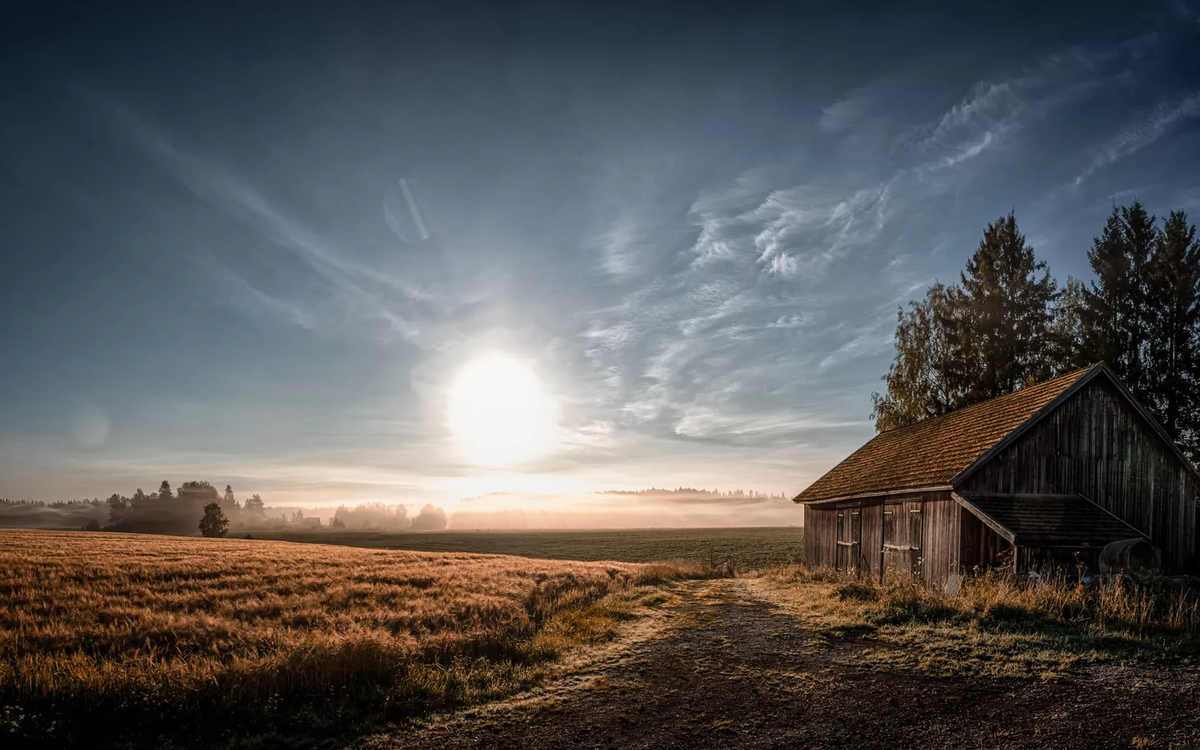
794,365,1098,504
953,493,1145,547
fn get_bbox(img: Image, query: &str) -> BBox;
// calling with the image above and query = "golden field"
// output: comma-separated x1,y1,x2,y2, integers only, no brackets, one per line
0,530,694,746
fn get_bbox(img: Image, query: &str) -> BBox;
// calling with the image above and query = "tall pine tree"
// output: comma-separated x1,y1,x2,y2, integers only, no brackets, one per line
872,213,1059,430
941,213,1058,403
1145,210,1200,458
1081,202,1157,395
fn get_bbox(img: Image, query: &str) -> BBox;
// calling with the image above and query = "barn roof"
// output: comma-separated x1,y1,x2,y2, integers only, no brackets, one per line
953,492,1146,547
794,365,1098,504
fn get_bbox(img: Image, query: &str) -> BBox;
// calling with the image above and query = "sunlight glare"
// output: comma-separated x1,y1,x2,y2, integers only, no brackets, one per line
447,354,557,465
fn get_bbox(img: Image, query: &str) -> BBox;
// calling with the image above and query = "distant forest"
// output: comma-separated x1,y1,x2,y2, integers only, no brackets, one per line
595,487,790,500
874,202,1200,461
0,481,448,536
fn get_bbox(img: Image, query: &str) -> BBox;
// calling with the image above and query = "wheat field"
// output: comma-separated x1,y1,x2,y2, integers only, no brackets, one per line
0,530,690,746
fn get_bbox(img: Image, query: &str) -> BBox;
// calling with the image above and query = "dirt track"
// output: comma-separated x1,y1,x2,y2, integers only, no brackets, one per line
363,578,1200,749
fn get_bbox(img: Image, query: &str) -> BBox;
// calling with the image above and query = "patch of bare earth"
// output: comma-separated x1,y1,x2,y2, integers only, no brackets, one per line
361,578,1200,750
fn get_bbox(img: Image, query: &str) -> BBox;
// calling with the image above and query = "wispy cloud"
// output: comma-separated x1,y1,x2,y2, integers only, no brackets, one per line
569,41,1152,470
1074,90,1200,185
86,94,444,343
200,253,317,331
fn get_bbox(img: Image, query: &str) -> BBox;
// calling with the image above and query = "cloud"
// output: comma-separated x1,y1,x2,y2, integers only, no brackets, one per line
1074,90,1200,185
569,42,1145,471
200,253,317,331
87,94,440,343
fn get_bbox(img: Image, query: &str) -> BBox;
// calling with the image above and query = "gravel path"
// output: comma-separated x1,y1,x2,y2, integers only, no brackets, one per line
362,578,1200,749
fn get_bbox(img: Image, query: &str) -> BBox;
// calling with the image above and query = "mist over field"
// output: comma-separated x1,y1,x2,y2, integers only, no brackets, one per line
0,488,799,532
447,490,796,529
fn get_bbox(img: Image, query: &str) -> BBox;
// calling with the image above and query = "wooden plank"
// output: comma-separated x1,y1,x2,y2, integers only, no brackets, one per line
861,501,884,581
961,378,1197,570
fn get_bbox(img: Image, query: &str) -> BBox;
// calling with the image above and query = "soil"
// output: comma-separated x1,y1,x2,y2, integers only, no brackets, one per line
360,578,1200,749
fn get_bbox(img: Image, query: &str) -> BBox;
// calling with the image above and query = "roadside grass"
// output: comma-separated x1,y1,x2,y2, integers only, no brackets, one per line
758,566,1200,678
0,531,715,748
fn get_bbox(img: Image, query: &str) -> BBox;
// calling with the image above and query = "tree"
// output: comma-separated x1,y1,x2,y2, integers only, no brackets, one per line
107,493,130,523
223,484,239,510
157,481,173,502
941,213,1058,403
871,283,960,430
1048,277,1089,372
410,504,448,531
243,494,265,515
1145,210,1200,457
199,503,229,538
84,518,102,531
131,488,149,507
1080,202,1158,394
872,213,1060,431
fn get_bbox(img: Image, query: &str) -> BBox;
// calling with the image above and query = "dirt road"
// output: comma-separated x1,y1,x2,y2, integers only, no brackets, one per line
363,578,1200,749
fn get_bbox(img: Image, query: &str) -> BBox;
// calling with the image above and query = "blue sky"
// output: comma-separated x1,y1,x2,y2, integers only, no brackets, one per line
4,2,1200,521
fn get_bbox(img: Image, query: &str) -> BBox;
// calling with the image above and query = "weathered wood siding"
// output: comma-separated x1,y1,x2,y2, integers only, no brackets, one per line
921,491,960,590
861,501,884,579
805,506,837,568
962,378,1198,570
806,493,959,588
881,498,923,578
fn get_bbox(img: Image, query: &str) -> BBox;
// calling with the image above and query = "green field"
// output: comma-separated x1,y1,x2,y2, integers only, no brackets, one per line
256,526,804,569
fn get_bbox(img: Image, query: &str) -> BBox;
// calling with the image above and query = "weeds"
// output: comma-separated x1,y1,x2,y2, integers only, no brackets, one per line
761,565,1200,676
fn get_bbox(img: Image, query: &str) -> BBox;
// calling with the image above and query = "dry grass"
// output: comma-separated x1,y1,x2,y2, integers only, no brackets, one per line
758,566,1200,678
0,530,700,747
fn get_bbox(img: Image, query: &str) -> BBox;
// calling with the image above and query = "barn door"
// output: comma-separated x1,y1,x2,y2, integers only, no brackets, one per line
883,499,922,578
835,504,860,572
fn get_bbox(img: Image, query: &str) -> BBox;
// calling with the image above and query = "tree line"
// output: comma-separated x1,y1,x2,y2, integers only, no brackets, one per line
96,480,449,536
872,202,1200,460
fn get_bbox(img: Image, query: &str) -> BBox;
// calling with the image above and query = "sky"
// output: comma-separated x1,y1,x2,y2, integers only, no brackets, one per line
4,2,1200,524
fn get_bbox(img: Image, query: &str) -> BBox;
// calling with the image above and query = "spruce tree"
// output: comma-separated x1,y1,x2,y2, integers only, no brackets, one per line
874,213,1061,432
1145,210,1200,457
157,480,173,502
1081,202,1157,393
942,213,1058,402
1048,277,1089,372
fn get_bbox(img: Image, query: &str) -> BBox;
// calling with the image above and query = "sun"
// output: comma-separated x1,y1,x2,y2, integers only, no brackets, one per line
447,354,557,465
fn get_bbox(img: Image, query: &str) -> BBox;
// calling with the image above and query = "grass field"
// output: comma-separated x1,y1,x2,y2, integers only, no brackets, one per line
0,530,700,748
759,565,1200,677
256,526,805,569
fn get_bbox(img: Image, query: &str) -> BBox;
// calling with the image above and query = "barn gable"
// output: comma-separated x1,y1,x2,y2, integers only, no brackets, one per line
960,373,1199,569
794,365,1094,504
796,363,1200,580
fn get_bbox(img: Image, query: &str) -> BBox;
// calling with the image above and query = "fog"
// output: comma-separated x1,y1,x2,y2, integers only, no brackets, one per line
446,490,798,530
0,487,800,533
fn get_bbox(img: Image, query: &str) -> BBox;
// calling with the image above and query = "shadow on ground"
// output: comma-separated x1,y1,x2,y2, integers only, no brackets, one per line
358,578,1200,750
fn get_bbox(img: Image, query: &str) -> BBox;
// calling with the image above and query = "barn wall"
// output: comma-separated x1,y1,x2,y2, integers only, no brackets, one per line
860,501,884,579
962,378,1198,570
804,506,837,568
921,491,960,590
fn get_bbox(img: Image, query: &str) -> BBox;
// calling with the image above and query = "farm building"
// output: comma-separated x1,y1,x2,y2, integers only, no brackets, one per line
795,363,1198,589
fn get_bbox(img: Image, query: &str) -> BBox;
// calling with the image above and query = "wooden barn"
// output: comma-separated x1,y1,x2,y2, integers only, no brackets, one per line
795,363,1198,589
